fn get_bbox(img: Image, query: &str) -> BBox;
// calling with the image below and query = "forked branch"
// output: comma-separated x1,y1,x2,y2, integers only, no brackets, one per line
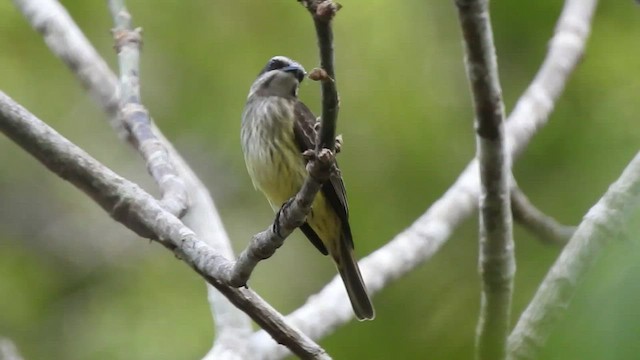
107,0,189,217
0,92,330,360
511,185,575,245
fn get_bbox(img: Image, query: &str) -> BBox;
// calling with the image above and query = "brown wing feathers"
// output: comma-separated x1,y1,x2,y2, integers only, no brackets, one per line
292,101,354,252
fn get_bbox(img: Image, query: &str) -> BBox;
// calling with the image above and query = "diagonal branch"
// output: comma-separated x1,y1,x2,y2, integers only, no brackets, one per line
12,0,330,356
507,151,640,360
225,0,343,288
511,185,575,245
455,0,515,358
250,0,598,357
14,0,250,356
107,0,189,217
227,149,335,287
0,91,330,360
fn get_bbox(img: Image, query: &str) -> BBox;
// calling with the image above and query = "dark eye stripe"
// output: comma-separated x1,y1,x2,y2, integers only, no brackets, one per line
258,57,290,77
268,59,287,71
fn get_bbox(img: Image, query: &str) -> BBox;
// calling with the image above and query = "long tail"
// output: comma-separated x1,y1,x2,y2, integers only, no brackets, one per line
335,238,375,321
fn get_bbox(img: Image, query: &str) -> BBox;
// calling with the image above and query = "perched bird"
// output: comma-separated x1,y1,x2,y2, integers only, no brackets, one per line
241,56,374,320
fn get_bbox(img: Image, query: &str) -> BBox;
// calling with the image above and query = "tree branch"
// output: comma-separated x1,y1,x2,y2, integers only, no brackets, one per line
507,151,640,360
455,0,514,358
0,338,23,360
10,0,124,136
13,0,326,356
12,0,254,355
227,150,335,287
250,0,598,356
301,0,341,150
224,0,343,288
505,0,598,160
0,91,330,360
511,185,575,245
11,0,599,357
107,0,189,217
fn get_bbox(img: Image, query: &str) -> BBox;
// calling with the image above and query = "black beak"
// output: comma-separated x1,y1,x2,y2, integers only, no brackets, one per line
282,65,306,83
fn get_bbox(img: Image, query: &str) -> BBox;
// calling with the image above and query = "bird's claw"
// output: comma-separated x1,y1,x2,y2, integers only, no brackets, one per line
334,134,343,154
316,148,333,163
303,147,338,183
274,197,295,238
302,149,316,161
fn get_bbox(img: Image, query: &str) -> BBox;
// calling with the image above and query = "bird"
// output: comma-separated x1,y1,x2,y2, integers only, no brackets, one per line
240,56,374,320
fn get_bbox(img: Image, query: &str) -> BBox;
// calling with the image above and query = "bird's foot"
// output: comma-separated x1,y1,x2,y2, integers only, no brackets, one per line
334,134,343,154
274,197,296,238
312,118,343,154
303,148,339,182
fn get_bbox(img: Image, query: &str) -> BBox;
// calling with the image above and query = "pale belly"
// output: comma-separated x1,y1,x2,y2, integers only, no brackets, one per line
244,130,307,209
243,127,341,248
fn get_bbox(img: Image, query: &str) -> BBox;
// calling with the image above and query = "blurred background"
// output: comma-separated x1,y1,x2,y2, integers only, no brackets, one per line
1,1,639,359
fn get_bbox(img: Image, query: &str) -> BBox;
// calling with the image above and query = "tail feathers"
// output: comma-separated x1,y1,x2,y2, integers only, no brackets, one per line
335,240,375,321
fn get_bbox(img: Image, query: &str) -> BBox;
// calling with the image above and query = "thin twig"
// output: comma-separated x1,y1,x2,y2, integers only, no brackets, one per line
225,0,343,288
507,152,640,360
250,0,598,357
455,0,514,358
511,186,575,245
302,0,341,150
0,92,331,360
107,0,188,217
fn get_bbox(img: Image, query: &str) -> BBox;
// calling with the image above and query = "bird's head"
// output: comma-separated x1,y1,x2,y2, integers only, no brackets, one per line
248,56,306,99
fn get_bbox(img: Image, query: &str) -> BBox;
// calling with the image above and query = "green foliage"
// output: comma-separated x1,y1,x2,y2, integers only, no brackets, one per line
1,0,639,359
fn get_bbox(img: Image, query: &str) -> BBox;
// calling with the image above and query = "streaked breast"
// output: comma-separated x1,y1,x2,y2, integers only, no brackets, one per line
241,96,307,209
